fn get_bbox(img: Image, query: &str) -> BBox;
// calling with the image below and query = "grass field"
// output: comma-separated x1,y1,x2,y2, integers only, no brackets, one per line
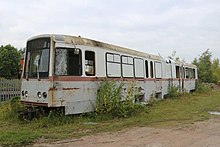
0,89,220,146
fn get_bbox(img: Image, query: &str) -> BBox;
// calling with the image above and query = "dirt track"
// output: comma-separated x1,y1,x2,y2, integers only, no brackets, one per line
34,116,220,147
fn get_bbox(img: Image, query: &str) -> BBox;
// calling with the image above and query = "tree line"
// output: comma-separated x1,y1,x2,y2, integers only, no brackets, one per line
0,44,220,83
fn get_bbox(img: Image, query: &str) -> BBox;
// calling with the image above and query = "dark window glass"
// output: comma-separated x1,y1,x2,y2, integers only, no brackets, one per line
150,61,154,78
192,69,195,79
176,66,180,78
185,68,189,78
145,60,149,78
85,51,95,76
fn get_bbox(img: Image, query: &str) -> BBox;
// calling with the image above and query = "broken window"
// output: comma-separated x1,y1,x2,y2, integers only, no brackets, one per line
85,51,95,76
55,48,82,76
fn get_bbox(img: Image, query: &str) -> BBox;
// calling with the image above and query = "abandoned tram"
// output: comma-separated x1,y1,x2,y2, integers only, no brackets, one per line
21,34,197,115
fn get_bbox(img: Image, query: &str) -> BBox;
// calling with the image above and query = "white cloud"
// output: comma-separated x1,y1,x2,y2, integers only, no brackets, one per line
0,0,220,62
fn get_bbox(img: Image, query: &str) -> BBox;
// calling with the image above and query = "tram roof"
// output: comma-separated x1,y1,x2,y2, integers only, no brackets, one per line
27,34,197,68
28,34,161,60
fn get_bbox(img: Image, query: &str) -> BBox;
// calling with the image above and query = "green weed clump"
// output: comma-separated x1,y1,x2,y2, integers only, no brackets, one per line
195,82,212,93
96,80,143,119
0,97,23,122
167,85,179,98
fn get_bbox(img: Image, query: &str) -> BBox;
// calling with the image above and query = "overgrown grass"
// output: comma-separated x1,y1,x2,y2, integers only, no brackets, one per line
1,87,220,146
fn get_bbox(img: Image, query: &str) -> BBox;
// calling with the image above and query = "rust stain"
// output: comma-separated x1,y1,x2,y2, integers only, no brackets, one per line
60,99,65,106
63,88,80,90
49,87,58,91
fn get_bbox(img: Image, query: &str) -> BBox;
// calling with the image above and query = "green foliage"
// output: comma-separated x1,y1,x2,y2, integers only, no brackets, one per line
211,58,220,83
193,49,220,83
193,49,212,83
195,82,212,93
167,85,179,98
0,97,23,122
96,80,143,118
0,44,21,79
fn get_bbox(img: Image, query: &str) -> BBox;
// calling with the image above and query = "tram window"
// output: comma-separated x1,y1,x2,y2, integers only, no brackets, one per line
122,56,134,78
189,68,194,79
25,38,50,78
85,51,95,76
182,67,185,79
155,62,162,78
176,66,180,78
189,68,192,79
55,48,82,76
185,68,189,78
150,61,154,78
106,53,121,77
145,60,149,78
192,69,195,79
134,58,144,78
68,49,82,76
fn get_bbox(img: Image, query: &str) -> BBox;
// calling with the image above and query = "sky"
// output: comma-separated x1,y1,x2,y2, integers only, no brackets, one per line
1,0,220,63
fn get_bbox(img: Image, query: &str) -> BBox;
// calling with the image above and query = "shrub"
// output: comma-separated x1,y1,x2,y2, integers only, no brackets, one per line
0,97,23,122
195,82,212,93
167,85,179,98
96,79,143,118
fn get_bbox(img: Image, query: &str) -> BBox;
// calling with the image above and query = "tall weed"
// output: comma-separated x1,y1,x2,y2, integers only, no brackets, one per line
96,80,143,119
195,82,212,93
167,85,179,98
0,97,23,122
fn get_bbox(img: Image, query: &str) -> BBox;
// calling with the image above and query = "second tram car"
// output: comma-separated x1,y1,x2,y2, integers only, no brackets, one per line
21,34,197,115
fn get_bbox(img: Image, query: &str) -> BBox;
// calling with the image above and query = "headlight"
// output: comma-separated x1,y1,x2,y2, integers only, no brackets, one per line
37,92,42,98
25,91,28,97
43,92,47,98
21,91,25,96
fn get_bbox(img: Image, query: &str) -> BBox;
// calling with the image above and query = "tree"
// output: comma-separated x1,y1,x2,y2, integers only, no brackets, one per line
0,45,21,79
193,49,220,83
193,49,212,83
211,58,220,83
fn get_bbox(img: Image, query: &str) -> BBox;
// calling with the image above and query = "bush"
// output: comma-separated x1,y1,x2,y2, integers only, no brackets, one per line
0,97,23,122
195,82,212,93
96,80,143,118
167,85,179,98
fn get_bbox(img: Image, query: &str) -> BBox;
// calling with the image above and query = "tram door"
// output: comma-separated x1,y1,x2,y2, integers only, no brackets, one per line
176,65,184,93
155,62,163,98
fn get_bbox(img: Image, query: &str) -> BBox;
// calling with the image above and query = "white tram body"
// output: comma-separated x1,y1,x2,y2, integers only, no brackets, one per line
21,34,198,115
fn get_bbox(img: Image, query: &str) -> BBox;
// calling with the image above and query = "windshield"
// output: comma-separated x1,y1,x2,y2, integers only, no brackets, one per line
24,38,50,79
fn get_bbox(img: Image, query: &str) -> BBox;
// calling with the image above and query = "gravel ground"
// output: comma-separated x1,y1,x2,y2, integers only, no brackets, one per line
33,116,220,147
